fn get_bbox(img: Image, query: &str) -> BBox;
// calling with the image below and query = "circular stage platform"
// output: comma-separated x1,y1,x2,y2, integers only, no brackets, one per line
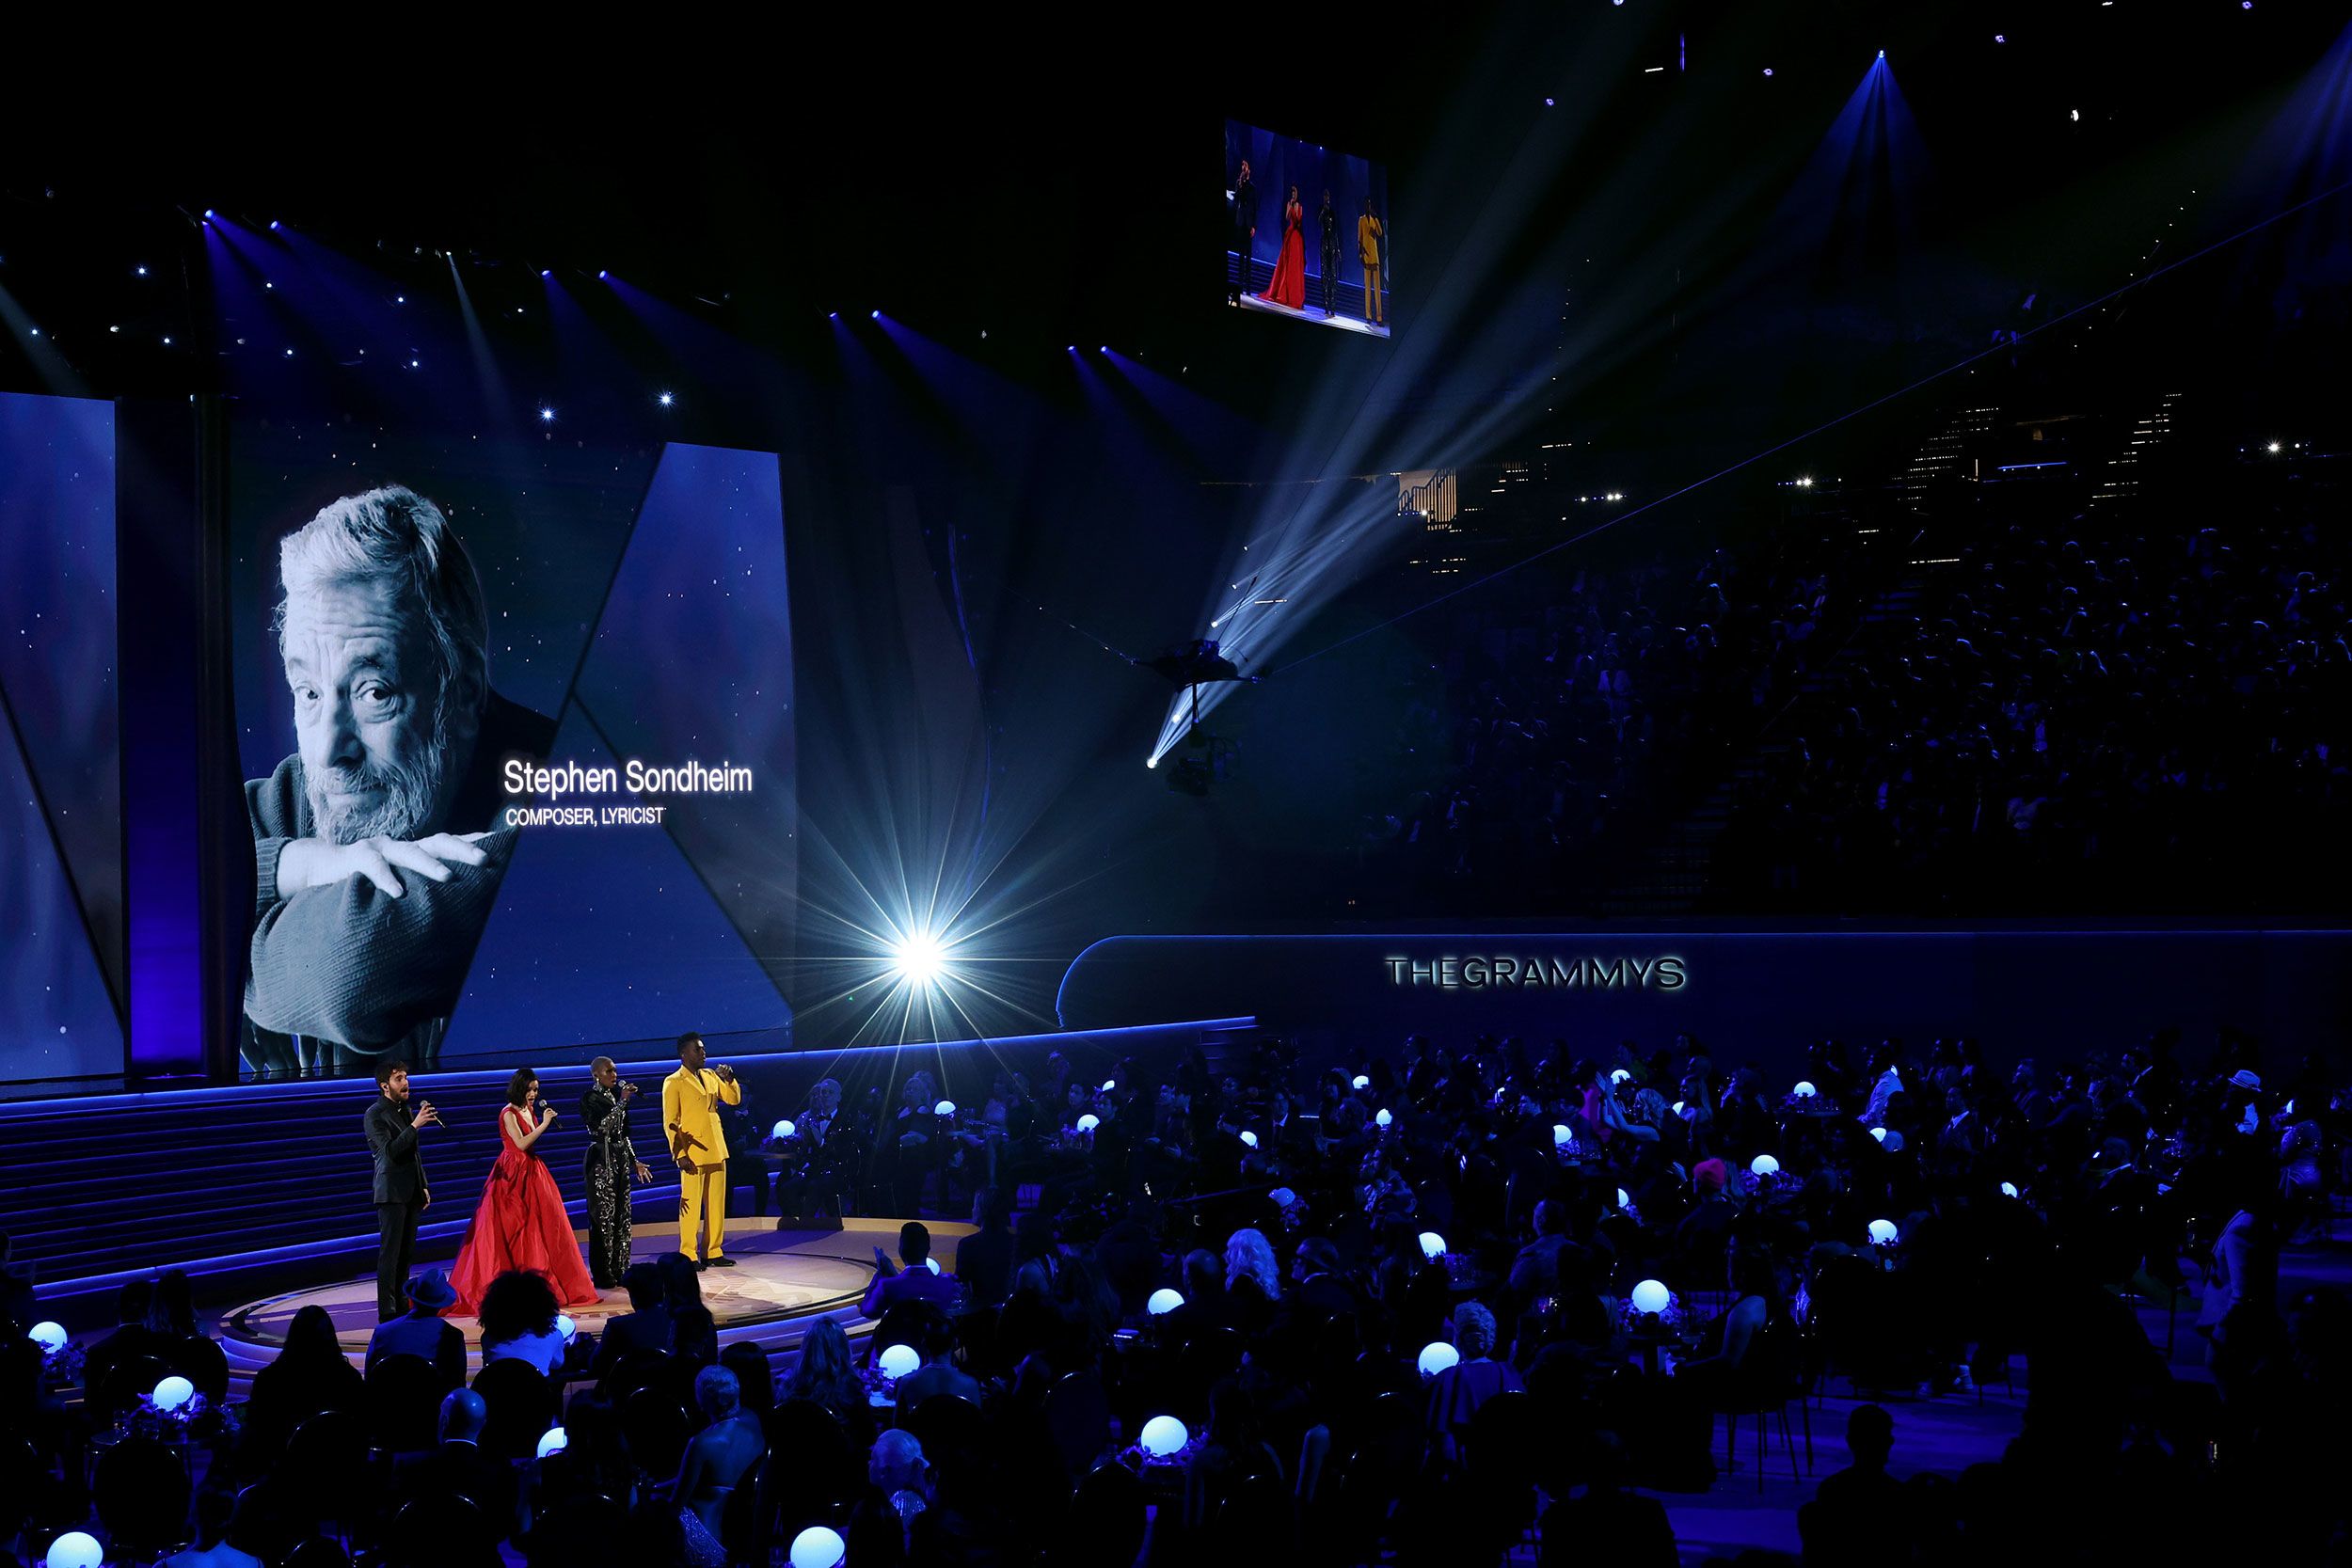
216,1218,970,1386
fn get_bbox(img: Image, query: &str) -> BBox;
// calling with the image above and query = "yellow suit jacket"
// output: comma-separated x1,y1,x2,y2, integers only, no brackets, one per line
1359,214,1383,267
662,1066,740,1168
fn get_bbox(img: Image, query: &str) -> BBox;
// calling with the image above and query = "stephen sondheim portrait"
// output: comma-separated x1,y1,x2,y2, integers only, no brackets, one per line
245,485,555,1073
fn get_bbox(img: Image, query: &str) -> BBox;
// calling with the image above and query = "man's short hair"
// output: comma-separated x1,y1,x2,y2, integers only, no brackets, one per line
375,1058,410,1087
276,486,489,752
899,1222,931,1264
676,1032,705,1057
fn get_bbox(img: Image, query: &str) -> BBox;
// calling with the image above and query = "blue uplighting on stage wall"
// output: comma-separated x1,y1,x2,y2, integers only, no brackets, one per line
227,422,796,1075
0,391,123,1083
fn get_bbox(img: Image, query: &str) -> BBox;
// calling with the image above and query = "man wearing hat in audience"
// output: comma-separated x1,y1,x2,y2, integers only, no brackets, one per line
366,1269,466,1388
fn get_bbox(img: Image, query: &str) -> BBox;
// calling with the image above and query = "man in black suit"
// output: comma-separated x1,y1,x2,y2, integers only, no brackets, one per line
366,1059,438,1320
392,1387,518,1538
1230,159,1257,303
1318,190,1343,316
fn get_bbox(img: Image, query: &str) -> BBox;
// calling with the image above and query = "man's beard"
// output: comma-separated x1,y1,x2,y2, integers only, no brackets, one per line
307,746,446,846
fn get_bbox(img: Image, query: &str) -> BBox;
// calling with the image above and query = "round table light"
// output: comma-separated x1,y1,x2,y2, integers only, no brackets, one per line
789,1525,848,1568
555,1315,576,1341
1102,1079,1117,1092
1615,1187,1630,1209
924,1258,941,1275
1418,1230,1447,1260
537,1426,568,1459
1611,1069,1631,1084
1239,1130,1258,1148
1794,1080,1817,1099
1552,1123,1572,1147
1750,1154,1780,1177
1268,1187,1296,1208
877,1343,920,1380
27,1322,67,1354
1375,1108,1393,1128
152,1375,196,1412
1630,1278,1672,1316
2000,1180,2020,1198
1867,1218,1899,1245
1868,1126,1888,1144
772,1118,795,1139
1076,1114,1100,1132
1148,1288,1185,1316
1139,1414,1189,1456
933,1100,956,1117
1417,1340,1461,1377
46,1532,103,1568
1672,1101,1686,1116
1351,1074,1370,1090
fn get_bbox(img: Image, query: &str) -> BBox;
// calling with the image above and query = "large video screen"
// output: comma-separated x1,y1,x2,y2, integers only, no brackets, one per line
0,392,124,1084
1224,119,1392,338
228,420,798,1075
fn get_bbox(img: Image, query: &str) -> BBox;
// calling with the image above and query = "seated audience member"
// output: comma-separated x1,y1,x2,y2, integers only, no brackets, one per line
891,1304,983,1408
670,1365,766,1558
393,1387,520,1535
243,1304,365,1465
592,1262,675,1373
84,1278,161,1405
785,1317,870,1432
956,1190,1018,1308
1424,1300,1525,1465
1801,1403,1907,1566
861,1222,961,1318
1539,1433,1677,1567
848,1428,933,1568
478,1269,570,1376
663,1253,721,1366
366,1268,467,1386
160,1486,262,1568
149,1267,230,1405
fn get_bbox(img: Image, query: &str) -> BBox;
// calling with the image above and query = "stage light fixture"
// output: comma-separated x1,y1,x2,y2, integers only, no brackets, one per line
870,309,881,319
1762,68,1772,76
539,406,555,422
829,310,838,319
202,209,215,219
135,264,147,276
1545,96,1555,105
162,336,171,345
891,931,946,988
540,268,551,277
270,220,282,231
597,269,610,279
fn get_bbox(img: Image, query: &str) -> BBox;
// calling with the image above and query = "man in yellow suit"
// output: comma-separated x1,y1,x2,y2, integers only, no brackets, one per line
663,1031,740,1268
1359,198,1385,326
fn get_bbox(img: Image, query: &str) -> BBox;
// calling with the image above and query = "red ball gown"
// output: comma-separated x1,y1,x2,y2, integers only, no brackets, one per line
1260,201,1308,309
447,1106,600,1313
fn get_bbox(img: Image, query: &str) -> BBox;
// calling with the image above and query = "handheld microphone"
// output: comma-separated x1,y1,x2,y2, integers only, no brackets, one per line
620,1081,639,1095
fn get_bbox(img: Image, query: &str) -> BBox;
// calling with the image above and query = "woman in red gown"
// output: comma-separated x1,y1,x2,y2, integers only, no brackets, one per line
448,1069,600,1314
1260,184,1308,309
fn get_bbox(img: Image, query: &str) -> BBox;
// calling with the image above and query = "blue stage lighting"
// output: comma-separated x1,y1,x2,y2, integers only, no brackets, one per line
408,359,418,368
870,309,881,319
395,295,405,304
540,268,551,277
539,406,556,422
1067,344,1075,352
202,209,215,219
829,310,838,319
1098,345,1107,354
283,347,294,357
1763,68,1773,76
597,269,610,279
135,265,147,277
1544,97,1555,106
658,391,675,407
269,220,282,231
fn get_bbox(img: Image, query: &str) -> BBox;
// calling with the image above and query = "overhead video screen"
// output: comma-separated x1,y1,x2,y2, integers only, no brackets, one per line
1224,119,1392,339
227,420,799,1075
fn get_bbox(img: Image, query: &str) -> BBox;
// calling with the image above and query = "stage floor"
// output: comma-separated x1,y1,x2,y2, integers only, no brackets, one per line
217,1218,970,1374
1235,291,1391,336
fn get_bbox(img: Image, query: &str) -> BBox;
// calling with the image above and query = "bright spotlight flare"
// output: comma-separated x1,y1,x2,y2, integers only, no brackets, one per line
890,928,951,989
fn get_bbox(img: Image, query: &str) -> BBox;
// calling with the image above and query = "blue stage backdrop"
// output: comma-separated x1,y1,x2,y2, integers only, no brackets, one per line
0,392,124,1085
228,420,797,1075
1224,119,1391,334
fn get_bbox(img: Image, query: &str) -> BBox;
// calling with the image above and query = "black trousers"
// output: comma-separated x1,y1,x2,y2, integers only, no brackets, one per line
1232,230,1252,298
1323,245,1343,313
375,1197,422,1320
